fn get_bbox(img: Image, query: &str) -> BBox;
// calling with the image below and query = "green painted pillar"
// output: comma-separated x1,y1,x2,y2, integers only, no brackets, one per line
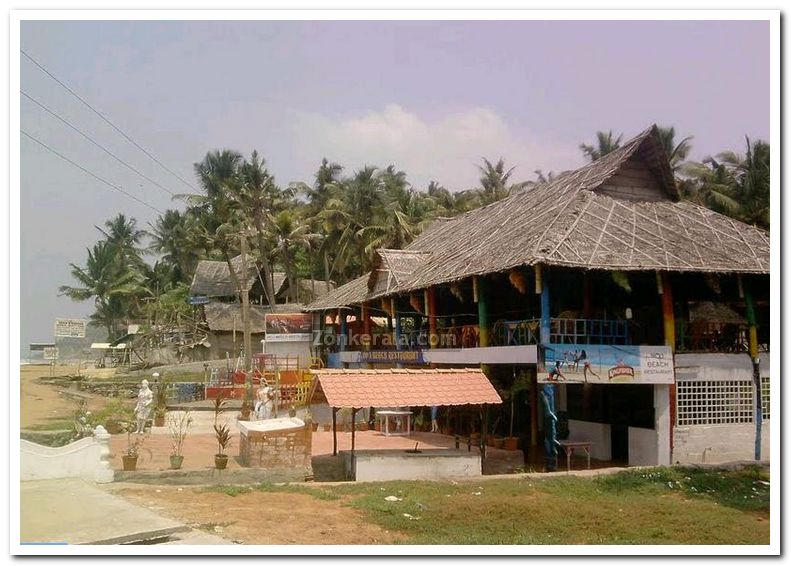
476,276,490,347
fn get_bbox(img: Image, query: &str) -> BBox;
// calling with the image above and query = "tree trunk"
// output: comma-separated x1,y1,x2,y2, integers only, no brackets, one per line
252,213,277,307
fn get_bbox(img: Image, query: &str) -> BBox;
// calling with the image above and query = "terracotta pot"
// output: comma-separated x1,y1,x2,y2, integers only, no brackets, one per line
323,424,332,432
215,454,229,470
358,422,369,432
494,438,505,449
170,455,184,470
311,422,319,432
122,455,138,471
486,434,496,447
503,437,519,451
154,414,165,427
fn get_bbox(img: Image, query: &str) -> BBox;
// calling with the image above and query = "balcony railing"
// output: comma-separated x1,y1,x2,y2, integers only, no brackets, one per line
676,321,753,353
492,319,539,346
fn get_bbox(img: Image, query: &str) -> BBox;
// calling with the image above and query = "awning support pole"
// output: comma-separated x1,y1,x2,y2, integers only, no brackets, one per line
351,408,358,454
743,277,762,461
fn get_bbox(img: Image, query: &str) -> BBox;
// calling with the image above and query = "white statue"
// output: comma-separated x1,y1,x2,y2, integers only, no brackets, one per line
255,381,275,420
134,379,153,434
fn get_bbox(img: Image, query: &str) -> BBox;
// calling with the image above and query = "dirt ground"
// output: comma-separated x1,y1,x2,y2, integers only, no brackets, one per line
113,485,402,545
20,364,107,429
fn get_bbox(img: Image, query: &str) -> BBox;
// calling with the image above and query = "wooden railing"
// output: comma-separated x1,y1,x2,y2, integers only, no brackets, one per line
676,321,752,353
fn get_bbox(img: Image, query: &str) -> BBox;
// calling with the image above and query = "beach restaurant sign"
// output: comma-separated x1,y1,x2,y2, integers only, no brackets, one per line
264,313,313,342
539,344,674,385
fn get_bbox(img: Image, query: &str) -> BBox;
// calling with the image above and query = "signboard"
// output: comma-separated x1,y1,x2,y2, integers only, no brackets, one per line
265,313,313,343
43,347,59,360
188,295,210,305
29,343,56,352
54,318,86,338
359,350,426,364
539,344,674,384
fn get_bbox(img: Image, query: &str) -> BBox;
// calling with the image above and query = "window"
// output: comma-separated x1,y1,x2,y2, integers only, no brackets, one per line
761,376,770,421
676,380,754,426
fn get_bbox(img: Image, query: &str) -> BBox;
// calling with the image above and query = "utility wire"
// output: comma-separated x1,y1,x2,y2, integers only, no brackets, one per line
22,90,176,196
21,48,198,192
21,129,163,214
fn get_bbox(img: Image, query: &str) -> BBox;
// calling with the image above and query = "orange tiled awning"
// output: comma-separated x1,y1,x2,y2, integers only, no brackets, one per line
309,368,502,409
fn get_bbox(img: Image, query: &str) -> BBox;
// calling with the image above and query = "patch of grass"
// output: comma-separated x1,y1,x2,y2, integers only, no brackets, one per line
23,419,73,431
320,468,769,545
205,482,340,501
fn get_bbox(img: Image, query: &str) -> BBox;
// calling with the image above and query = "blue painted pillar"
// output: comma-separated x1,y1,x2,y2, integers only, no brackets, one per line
538,265,551,346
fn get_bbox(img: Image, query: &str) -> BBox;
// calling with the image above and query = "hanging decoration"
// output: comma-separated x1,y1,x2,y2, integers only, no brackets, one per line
409,294,423,313
509,269,528,294
449,283,464,302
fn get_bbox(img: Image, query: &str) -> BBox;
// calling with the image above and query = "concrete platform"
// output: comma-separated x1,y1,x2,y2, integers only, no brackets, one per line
20,478,189,545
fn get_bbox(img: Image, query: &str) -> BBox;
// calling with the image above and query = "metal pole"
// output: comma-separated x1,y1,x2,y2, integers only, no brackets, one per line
332,407,338,456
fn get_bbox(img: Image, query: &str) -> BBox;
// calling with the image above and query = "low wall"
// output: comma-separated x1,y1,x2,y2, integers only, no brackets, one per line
673,423,771,465
567,420,611,461
344,449,481,482
21,426,114,483
628,427,658,466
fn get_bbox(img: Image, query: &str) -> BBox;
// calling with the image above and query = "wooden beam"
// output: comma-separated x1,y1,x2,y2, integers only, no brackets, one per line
744,278,762,461
332,407,338,456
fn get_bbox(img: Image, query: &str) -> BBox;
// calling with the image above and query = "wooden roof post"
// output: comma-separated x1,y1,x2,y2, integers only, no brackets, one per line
362,302,371,350
339,309,347,353
742,275,762,461
392,297,401,352
475,276,490,348
426,287,438,348
658,270,676,461
351,408,358,454
332,407,338,456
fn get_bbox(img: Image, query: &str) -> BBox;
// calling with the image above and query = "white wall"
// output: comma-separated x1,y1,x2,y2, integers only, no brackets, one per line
21,426,113,483
654,384,671,465
674,423,770,464
629,427,658,466
567,420,611,460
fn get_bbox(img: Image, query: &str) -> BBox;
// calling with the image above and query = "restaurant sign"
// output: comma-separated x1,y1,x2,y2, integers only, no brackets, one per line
265,313,313,342
539,344,674,384
358,350,426,364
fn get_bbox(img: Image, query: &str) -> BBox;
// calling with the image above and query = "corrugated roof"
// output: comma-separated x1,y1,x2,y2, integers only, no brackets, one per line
309,368,502,408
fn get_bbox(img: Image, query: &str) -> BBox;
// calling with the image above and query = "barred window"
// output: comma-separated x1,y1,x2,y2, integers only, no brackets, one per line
676,380,754,426
761,376,770,420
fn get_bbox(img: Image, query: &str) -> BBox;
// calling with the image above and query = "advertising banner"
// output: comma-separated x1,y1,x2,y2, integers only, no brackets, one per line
54,318,86,338
265,313,313,342
539,344,674,384
358,350,425,364
43,347,59,360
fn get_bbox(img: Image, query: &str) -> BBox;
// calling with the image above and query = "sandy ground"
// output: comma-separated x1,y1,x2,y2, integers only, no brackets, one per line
113,485,401,545
20,363,108,429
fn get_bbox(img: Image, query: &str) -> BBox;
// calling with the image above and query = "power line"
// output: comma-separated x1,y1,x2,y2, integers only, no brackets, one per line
22,90,176,196
21,48,198,192
21,129,163,214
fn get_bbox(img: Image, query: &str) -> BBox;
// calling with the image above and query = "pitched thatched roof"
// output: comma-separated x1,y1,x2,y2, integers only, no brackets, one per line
203,302,268,333
304,125,769,311
275,278,336,303
189,255,261,297
302,275,369,312
368,249,431,296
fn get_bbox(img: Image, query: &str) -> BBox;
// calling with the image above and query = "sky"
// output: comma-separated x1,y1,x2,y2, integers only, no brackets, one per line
19,19,770,351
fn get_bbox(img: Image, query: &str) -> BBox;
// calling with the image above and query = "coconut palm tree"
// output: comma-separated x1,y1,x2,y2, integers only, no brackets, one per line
261,210,319,302
477,158,529,205
656,126,693,172
97,213,146,269
719,137,770,228
59,240,148,339
579,130,623,162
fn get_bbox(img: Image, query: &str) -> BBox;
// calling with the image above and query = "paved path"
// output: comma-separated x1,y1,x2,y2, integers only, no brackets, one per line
20,478,216,545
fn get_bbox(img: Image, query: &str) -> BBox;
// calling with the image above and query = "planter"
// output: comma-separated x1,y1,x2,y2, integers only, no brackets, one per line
503,437,519,451
169,455,184,470
494,437,505,449
323,424,332,432
357,422,369,432
311,422,319,432
154,414,165,427
214,454,229,470
486,434,496,447
122,454,138,471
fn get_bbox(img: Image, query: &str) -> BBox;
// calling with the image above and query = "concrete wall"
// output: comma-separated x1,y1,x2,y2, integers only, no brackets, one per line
654,384,671,465
345,449,481,481
672,352,770,464
628,427,659,466
567,420,611,460
263,340,313,367
21,426,113,483
674,424,770,465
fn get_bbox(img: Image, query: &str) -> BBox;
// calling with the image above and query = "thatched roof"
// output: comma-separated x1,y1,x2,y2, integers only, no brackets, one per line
203,302,268,333
305,125,769,311
189,255,261,297
275,278,336,303
303,275,369,312
368,249,431,296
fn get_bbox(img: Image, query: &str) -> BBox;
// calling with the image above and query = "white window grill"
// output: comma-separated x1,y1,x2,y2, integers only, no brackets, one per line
676,380,754,426
761,376,770,421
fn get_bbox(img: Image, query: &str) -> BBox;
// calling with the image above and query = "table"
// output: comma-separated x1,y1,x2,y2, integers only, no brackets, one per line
558,440,592,471
376,410,412,437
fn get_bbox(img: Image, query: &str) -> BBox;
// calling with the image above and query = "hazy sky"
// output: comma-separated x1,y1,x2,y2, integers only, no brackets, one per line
19,19,769,349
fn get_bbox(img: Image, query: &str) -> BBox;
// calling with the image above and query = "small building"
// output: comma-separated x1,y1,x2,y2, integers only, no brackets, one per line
305,125,770,468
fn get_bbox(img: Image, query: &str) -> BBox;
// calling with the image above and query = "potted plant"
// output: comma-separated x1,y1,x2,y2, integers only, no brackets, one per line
213,394,232,469
168,410,192,470
503,371,531,451
121,423,144,471
154,378,169,427
239,398,253,421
